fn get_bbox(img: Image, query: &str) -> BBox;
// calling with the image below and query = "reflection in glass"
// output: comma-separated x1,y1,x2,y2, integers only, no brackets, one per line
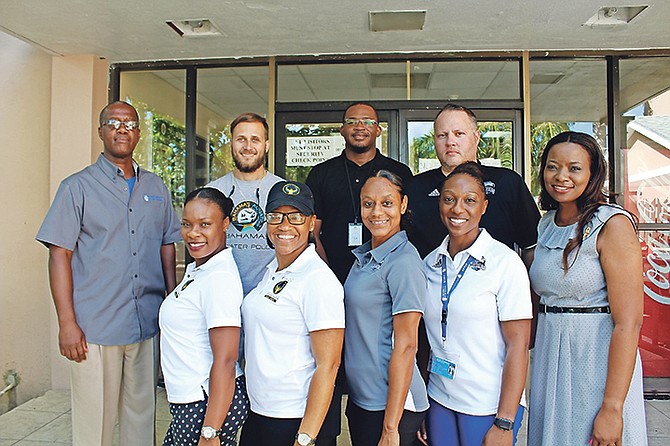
639,230,670,377
407,121,514,175
620,57,670,382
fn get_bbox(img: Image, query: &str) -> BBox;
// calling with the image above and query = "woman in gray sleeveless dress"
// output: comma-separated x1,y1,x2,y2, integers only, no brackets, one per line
528,131,647,446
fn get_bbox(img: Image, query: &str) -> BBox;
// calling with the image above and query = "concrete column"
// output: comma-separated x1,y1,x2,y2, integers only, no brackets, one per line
49,54,109,390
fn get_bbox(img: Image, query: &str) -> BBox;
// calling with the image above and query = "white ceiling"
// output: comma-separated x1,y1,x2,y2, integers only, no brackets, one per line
1,1,668,63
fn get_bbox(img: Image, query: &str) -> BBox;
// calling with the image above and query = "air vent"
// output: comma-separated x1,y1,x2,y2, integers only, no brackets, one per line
369,10,427,32
583,5,648,27
166,19,222,37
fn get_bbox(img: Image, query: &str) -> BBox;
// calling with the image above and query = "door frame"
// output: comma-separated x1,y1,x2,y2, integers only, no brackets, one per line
274,100,524,179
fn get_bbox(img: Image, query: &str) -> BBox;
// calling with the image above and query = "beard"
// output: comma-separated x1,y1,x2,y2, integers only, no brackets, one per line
233,153,265,173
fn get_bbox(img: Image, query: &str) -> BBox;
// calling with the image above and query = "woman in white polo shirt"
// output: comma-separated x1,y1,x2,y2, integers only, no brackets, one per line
160,187,248,446
420,162,532,446
239,181,344,446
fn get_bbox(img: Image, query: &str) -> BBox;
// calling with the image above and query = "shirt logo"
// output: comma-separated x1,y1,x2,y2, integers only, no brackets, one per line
143,194,164,202
428,189,440,197
230,201,266,232
484,180,496,196
273,280,288,294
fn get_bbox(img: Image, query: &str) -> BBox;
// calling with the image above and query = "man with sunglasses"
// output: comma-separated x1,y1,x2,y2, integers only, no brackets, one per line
305,102,413,446
37,101,181,446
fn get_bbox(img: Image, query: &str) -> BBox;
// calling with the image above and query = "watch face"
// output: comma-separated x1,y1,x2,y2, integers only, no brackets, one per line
297,433,312,445
201,426,217,439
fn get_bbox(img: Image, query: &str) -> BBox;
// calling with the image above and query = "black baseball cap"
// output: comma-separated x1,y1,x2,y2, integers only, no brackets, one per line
266,181,315,215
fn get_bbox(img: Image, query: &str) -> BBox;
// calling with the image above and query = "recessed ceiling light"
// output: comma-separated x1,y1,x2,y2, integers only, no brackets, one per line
369,10,426,32
166,19,222,37
583,5,648,27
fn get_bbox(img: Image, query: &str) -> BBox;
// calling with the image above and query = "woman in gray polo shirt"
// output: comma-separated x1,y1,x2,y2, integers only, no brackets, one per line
343,170,429,446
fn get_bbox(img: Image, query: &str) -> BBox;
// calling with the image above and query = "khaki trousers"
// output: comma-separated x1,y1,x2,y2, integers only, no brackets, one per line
69,337,156,446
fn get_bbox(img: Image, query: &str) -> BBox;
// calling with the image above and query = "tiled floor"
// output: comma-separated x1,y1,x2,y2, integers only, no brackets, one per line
0,389,668,445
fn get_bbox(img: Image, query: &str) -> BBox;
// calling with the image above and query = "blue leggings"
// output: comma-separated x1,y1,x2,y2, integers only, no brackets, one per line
425,399,524,446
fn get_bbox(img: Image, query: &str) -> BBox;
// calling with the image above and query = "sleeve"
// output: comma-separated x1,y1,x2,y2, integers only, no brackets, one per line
300,268,345,332
495,251,533,321
160,182,182,245
35,181,83,251
305,165,324,219
387,250,426,315
201,270,243,330
511,173,541,250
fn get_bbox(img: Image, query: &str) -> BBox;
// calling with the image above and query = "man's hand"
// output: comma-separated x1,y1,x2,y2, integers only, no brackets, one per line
58,320,88,362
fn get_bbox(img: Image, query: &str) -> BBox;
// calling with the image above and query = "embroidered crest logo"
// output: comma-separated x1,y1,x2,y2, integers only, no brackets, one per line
283,183,300,195
273,280,288,294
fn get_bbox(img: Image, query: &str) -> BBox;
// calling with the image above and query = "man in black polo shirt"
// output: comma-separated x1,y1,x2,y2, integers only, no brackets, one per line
305,102,412,446
307,102,413,283
406,103,540,264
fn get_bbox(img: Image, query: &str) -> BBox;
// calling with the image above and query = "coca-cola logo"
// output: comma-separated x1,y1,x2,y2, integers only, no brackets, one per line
637,183,670,305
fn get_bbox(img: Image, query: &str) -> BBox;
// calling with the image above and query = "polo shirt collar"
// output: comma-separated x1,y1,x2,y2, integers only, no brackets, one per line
352,230,408,265
267,244,318,274
341,148,381,167
191,247,233,274
96,153,141,181
432,228,492,268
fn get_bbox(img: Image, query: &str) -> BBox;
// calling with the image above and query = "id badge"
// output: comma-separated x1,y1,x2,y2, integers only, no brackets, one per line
430,354,458,380
348,222,363,246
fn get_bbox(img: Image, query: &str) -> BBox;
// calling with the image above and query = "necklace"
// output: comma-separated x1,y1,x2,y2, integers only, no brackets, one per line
229,171,266,203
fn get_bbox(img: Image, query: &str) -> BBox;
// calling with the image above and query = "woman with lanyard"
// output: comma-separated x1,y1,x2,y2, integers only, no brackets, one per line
419,162,531,446
160,187,248,446
528,132,646,445
344,169,429,446
239,181,344,446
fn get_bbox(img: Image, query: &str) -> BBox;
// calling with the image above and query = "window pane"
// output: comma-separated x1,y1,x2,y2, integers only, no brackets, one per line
283,121,388,182
530,59,608,196
278,63,408,102
197,66,269,183
620,57,670,381
120,70,187,276
407,121,514,175
410,60,520,100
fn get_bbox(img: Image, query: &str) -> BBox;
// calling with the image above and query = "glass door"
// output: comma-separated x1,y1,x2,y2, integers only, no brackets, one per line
400,109,524,176
274,109,397,181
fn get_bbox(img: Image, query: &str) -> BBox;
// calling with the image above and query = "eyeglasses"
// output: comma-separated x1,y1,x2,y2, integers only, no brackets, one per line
343,118,378,127
102,119,139,131
266,212,307,225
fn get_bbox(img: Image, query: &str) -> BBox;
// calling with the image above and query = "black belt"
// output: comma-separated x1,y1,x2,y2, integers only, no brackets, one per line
539,304,610,314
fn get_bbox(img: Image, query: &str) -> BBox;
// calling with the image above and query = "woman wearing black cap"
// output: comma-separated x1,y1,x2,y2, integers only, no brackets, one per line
239,181,345,446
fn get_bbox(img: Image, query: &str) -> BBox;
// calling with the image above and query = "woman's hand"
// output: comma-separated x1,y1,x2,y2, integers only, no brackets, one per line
416,420,429,446
377,427,400,446
590,403,623,446
482,425,513,446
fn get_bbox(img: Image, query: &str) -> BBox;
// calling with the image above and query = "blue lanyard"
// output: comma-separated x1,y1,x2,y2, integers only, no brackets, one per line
441,254,475,342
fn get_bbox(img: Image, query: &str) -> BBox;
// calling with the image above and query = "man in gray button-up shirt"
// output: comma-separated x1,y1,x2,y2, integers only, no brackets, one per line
36,101,181,446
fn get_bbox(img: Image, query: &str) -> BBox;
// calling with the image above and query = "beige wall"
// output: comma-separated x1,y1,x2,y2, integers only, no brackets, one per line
0,30,109,414
48,54,109,391
0,31,54,414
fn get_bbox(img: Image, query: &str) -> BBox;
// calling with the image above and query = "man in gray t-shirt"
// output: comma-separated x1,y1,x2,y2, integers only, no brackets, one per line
208,112,282,295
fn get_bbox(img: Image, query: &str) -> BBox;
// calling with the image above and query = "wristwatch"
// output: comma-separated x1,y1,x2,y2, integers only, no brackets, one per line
201,425,220,440
295,432,316,446
493,417,514,431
